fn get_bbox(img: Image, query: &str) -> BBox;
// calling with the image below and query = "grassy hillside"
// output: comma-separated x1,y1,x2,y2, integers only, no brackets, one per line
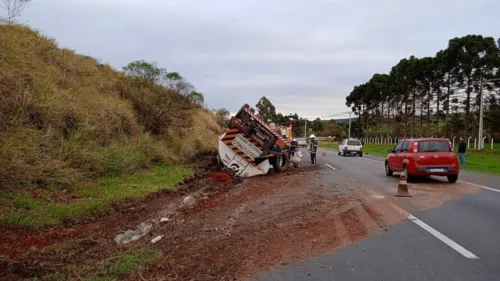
0,24,220,227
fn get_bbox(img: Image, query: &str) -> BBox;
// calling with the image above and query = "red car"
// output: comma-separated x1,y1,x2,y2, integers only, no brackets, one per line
385,138,460,183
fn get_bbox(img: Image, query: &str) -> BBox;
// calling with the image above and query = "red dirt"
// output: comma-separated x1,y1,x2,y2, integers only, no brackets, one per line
207,171,233,185
0,228,76,260
404,180,481,210
1,165,406,281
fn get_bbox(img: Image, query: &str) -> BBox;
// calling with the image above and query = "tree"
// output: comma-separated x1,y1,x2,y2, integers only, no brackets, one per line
165,72,194,96
215,108,230,128
121,61,191,134
122,60,166,85
344,34,500,140
255,96,276,122
1,0,30,23
322,120,341,137
187,90,204,104
311,118,325,135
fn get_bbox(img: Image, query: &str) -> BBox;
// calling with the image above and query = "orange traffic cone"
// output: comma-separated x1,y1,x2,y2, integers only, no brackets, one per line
321,149,326,156
395,173,412,197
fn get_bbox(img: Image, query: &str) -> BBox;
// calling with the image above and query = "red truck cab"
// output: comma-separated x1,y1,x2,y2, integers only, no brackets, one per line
385,138,459,183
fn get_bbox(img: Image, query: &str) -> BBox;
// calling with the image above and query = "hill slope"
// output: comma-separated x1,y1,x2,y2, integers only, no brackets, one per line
0,24,220,190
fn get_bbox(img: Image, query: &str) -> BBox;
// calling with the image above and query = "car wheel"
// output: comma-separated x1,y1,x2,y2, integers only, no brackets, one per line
385,161,393,176
338,151,341,155
359,152,363,157
447,174,458,183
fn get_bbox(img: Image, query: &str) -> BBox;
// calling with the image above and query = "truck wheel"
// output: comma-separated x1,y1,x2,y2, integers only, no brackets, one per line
273,152,290,172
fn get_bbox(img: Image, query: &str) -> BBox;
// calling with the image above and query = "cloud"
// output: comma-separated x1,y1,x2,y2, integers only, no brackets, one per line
19,0,500,118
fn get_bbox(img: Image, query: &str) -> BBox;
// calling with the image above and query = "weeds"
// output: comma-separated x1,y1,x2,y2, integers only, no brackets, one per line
0,165,190,228
0,24,219,192
22,248,161,281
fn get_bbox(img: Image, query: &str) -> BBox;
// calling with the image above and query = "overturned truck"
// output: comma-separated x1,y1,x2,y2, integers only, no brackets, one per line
218,104,290,177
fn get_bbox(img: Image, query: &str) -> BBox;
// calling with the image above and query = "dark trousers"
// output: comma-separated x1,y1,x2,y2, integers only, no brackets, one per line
310,152,316,165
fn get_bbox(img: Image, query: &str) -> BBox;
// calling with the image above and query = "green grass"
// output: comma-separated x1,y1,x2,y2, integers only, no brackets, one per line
0,165,191,229
26,248,161,281
319,142,500,175
317,142,338,150
100,248,161,278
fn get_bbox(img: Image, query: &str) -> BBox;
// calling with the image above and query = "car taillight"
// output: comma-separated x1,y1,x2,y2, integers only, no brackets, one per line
449,141,453,151
412,142,418,152
360,147,363,151
344,146,348,150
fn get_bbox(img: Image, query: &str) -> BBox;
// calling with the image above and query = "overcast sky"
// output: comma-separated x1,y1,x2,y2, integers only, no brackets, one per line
18,0,499,119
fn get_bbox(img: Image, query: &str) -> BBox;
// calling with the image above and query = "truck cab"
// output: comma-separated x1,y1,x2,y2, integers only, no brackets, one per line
218,104,291,177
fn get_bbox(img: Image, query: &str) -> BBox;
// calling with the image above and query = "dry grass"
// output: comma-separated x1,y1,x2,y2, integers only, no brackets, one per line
0,24,220,191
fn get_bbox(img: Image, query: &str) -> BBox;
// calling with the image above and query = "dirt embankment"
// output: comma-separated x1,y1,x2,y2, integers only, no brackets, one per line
1,164,407,281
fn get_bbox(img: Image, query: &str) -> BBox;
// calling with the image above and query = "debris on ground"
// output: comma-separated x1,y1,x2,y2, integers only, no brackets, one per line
114,220,155,245
1,162,405,281
182,195,197,207
159,217,170,223
151,235,163,244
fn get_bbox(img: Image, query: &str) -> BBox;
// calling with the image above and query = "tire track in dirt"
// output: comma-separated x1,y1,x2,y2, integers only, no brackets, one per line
3,165,411,281
339,209,367,242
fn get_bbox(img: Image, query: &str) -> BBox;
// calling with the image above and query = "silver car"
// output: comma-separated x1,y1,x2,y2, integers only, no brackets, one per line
338,139,363,157
296,137,307,147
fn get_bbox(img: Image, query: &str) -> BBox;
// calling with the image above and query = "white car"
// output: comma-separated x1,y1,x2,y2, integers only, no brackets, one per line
296,137,307,147
338,139,363,157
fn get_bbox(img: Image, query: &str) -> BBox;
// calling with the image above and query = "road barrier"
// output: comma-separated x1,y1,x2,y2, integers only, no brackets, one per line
395,172,412,197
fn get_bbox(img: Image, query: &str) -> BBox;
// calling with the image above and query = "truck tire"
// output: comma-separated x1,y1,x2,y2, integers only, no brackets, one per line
272,152,290,172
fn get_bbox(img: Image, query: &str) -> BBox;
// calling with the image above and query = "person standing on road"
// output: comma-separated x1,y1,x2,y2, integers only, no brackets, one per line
289,138,298,158
309,135,318,166
458,137,466,165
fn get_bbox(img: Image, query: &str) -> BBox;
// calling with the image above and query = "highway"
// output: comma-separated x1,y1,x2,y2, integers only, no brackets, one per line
255,149,500,281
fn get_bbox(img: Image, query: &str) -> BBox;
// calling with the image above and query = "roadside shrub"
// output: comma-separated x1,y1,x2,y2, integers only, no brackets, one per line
0,24,220,191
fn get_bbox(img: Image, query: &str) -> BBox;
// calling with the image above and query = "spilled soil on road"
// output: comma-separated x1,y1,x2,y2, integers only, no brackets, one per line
1,165,407,281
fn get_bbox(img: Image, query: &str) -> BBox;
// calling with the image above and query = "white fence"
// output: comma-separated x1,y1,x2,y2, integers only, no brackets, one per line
357,136,495,150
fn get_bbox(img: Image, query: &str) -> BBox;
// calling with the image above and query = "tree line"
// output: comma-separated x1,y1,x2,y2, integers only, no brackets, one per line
345,35,500,140
215,96,342,138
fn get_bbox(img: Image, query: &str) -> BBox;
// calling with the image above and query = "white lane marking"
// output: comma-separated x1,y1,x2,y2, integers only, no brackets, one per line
459,180,500,193
359,158,500,193
325,163,336,170
359,157,384,164
392,204,479,260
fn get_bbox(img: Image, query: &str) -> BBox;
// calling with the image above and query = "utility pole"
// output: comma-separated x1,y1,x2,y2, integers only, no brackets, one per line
478,77,484,150
477,77,500,150
348,111,352,139
304,119,307,140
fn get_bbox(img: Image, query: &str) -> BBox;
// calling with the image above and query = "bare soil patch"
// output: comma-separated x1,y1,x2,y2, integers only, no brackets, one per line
1,165,406,281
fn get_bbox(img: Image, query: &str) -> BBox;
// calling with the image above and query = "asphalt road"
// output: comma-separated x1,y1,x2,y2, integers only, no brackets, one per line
254,149,500,281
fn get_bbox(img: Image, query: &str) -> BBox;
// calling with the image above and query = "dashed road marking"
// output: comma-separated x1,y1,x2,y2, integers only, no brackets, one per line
325,163,336,170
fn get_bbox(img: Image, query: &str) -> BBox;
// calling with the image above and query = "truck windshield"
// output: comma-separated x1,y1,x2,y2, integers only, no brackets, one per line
347,140,361,146
418,141,450,152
